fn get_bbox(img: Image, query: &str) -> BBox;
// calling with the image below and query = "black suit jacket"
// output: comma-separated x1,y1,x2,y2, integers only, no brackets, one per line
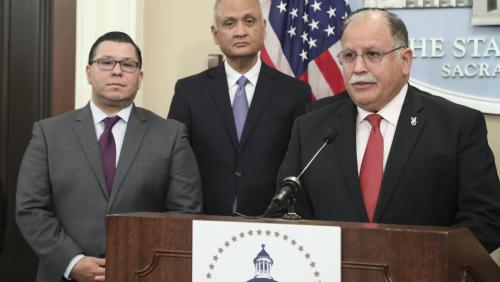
306,91,349,112
278,85,500,252
169,63,311,216
0,180,6,253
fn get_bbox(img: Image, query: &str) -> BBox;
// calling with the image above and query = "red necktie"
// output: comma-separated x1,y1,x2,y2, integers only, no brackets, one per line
99,116,120,194
360,114,383,222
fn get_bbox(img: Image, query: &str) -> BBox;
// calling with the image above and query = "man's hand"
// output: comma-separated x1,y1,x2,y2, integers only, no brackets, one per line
70,256,105,282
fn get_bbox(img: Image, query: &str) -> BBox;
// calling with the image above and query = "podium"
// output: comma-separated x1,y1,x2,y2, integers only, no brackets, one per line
106,212,500,281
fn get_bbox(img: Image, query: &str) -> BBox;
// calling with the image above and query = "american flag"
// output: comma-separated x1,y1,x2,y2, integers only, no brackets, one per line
260,0,351,100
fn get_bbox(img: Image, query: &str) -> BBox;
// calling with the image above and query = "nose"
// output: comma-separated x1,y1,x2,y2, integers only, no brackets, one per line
352,54,367,73
234,21,248,37
111,62,123,74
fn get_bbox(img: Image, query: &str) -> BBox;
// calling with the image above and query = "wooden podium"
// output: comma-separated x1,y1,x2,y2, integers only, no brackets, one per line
106,212,500,281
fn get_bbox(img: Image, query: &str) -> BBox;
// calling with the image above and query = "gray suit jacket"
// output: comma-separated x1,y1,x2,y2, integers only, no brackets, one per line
16,104,202,282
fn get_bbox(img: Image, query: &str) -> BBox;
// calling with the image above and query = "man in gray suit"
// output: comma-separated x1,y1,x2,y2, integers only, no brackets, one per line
16,31,202,282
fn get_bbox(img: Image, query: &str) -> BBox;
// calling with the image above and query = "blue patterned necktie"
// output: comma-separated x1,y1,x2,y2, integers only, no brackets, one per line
99,116,120,193
232,76,249,141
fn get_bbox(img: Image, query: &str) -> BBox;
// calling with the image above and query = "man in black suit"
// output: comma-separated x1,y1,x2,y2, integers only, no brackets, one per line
278,8,500,253
168,0,311,216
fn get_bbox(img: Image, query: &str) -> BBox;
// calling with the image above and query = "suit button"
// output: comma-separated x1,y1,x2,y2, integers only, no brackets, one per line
235,171,242,177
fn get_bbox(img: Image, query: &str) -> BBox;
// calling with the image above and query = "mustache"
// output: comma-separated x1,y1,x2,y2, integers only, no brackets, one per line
348,74,378,85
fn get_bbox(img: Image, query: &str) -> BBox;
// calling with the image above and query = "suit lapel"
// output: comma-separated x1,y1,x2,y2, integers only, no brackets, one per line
238,63,277,151
374,86,426,221
331,101,369,221
107,106,149,211
207,65,239,149
72,104,109,199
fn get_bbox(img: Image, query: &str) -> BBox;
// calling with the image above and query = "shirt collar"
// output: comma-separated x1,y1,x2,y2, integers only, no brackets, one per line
357,83,408,126
224,58,261,87
90,99,133,124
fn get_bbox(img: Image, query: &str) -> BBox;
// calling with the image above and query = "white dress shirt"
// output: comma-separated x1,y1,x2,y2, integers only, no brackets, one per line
90,99,132,166
224,58,261,106
356,84,408,174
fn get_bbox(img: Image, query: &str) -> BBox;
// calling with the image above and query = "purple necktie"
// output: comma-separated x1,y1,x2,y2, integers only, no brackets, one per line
99,116,120,193
232,76,249,141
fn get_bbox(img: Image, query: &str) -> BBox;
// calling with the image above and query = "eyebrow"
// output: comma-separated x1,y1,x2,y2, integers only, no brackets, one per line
97,55,137,61
221,12,258,21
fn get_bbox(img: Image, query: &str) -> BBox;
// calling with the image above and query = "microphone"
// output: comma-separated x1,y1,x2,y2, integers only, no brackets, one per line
263,128,336,217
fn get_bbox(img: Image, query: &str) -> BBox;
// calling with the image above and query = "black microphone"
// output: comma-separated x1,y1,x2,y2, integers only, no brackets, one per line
263,128,336,217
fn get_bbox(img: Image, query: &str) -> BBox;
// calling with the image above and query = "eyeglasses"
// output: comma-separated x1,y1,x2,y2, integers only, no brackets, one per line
90,58,141,73
337,46,405,66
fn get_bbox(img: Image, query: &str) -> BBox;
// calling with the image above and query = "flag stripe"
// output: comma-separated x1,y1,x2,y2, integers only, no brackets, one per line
307,60,334,99
314,49,345,94
260,45,277,69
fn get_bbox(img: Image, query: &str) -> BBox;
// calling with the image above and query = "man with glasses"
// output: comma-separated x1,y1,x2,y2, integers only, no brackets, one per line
16,31,202,282
278,8,500,253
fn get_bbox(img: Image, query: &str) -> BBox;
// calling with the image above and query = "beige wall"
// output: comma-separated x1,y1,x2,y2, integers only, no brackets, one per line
140,0,500,176
142,0,219,117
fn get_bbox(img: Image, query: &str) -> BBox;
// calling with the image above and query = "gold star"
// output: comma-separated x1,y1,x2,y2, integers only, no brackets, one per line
305,253,310,259
248,230,254,236
283,234,289,241
291,239,297,245
206,273,212,279
274,231,280,237
266,230,271,236
209,264,215,270
310,262,316,267
213,255,218,261
218,247,224,254
232,236,237,242
298,245,304,251
224,241,230,247
239,232,245,238
257,229,262,235
314,270,320,277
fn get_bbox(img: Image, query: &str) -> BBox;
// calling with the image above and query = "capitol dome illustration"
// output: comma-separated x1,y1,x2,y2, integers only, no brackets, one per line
247,244,278,282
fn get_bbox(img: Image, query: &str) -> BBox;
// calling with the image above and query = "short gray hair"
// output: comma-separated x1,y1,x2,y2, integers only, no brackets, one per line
213,0,263,29
340,8,409,48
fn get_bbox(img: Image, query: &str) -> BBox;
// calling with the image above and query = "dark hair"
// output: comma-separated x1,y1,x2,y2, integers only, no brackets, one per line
340,8,409,48
88,31,142,67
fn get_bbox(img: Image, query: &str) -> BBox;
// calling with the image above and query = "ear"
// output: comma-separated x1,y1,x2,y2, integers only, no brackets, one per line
262,18,267,38
86,65,92,84
211,25,219,45
400,47,413,76
137,70,144,89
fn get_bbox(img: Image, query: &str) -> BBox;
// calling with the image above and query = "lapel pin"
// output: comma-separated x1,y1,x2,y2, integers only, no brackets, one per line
410,116,417,126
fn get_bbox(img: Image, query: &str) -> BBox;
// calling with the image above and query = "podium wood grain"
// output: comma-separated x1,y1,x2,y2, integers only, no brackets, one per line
106,212,500,281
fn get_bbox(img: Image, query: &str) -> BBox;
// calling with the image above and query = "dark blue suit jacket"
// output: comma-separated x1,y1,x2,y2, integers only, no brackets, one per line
169,63,312,216
278,85,500,252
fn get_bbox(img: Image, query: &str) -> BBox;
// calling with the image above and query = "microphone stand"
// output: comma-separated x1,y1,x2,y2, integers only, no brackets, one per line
282,196,301,220
263,128,336,219
263,139,331,219
280,177,302,220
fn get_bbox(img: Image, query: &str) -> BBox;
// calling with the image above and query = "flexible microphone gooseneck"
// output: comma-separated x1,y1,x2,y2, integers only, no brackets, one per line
262,128,336,218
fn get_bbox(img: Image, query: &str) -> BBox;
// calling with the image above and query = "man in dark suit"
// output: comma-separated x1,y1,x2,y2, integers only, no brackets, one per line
278,8,500,253
16,32,202,282
168,0,311,216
